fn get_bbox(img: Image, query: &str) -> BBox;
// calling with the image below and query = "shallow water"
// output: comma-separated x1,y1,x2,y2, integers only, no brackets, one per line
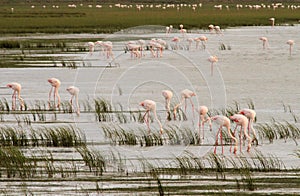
0,25,299,194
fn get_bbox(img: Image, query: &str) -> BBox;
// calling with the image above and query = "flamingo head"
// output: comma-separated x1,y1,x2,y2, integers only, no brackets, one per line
139,102,145,107
6,84,12,88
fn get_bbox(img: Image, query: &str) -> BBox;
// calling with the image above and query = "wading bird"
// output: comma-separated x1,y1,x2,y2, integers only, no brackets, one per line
259,37,269,49
208,55,218,76
173,89,196,120
66,86,80,115
198,106,212,140
139,99,163,134
230,114,252,153
239,108,258,145
211,115,238,154
162,90,173,121
6,82,24,110
286,40,295,56
48,78,61,108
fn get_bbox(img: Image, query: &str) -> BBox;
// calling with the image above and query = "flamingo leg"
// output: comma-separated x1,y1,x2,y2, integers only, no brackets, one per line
230,125,238,153
189,99,195,118
214,128,220,154
220,128,224,154
12,91,16,110
48,87,53,108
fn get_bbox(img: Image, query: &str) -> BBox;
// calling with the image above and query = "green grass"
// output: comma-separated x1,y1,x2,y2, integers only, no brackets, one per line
0,1,299,34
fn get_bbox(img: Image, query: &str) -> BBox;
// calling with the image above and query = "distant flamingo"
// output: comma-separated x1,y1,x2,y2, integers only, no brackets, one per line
208,24,214,33
137,39,146,57
239,108,258,145
48,78,61,108
66,86,80,115
139,99,163,134
211,115,238,154
259,37,269,49
187,38,194,50
6,82,24,110
208,55,218,76
198,106,212,140
172,37,180,50
95,41,105,56
286,40,295,56
149,39,164,57
194,36,208,49
87,42,95,55
126,42,141,59
269,17,275,27
162,90,173,121
103,41,114,59
214,26,222,34
173,89,196,120
230,114,252,152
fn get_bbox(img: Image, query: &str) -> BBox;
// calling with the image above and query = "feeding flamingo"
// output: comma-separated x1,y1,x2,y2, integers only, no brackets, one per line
194,36,208,50
48,78,61,108
87,42,95,55
171,37,180,50
208,55,218,76
259,37,269,49
286,40,295,56
6,82,24,110
173,89,196,120
66,86,80,115
198,106,212,140
162,90,173,121
211,115,238,154
239,108,258,145
230,114,252,153
139,99,163,134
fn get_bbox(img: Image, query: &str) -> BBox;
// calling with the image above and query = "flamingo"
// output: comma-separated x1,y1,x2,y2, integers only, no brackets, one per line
286,40,295,56
239,108,258,145
269,17,275,27
214,26,222,34
194,36,207,50
208,55,218,76
208,24,215,33
66,86,80,115
230,114,252,152
103,41,114,60
198,106,212,140
259,37,269,49
137,39,146,57
139,99,163,134
173,89,196,120
87,42,95,55
162,90,173,121
171,37,180,50
186,38,194,50
211,115,238,154
6,82,24,110
126,42,141,59
149,39,164,58
95,41,105,56
48,78,61,108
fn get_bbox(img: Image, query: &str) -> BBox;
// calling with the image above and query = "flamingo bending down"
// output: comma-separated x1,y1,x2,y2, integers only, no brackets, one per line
87,42,95,55
171,37,180,50
208,55,218,76
194,36,208,50
66,86,80,115
286,40,295,56
211,115,238,154
230,114,252,152
173,89,196,120
139,99,163,134
103,41,114,60
6,82,24,110
48,78,61,108
239,108,258,145
162,90,173,121
126,42,141,59
259,37,269,49
149,39,164,58
198,106,212,140
95,41,105,56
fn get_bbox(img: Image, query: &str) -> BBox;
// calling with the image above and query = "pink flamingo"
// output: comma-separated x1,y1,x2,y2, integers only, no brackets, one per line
259,37,269,49
66,86,80,115
239,108,258,145
162,90,173,121
137,39,146,57
139,99,163,134
211,115,238,154
194,36,208,50
198,106,212,140
87,42,95,55
126,42,141,59
149,39,164,58
269,17,275,27
103,41,114,59
208,55,218,76
6,82,24,110
95,41,105,56
171,37,180,50
214,26,222,34
208,24,215,33
187,38,194,50
48,78,61,108
230,114,252,152
286,40,295,56
173,89,196,120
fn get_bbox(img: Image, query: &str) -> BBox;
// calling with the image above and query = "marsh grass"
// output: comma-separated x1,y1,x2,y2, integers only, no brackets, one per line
0,125,85,147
